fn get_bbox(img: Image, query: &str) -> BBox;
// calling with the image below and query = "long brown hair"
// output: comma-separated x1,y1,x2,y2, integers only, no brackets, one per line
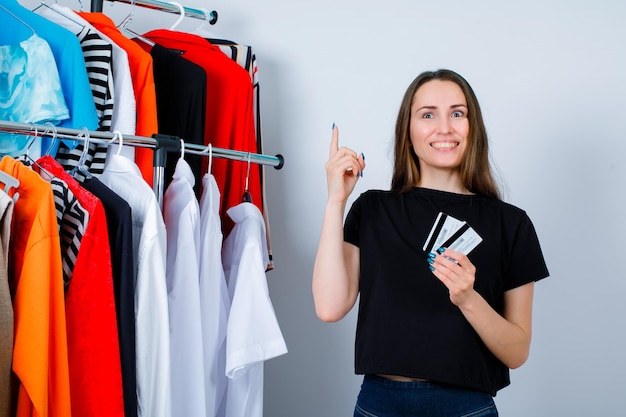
390,69,501,199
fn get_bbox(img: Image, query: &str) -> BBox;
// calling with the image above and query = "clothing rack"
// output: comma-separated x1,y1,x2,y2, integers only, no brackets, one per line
0,120,284,205
91,0,218,24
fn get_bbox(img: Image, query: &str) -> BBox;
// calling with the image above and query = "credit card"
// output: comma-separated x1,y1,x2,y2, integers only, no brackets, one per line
423,212,482,255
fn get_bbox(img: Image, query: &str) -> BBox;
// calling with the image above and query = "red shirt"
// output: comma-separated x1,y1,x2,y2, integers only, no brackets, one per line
37,156,125,417
143,30,261,235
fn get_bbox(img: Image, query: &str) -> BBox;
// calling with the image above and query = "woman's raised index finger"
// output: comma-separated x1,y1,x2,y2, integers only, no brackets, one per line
329,123,339,158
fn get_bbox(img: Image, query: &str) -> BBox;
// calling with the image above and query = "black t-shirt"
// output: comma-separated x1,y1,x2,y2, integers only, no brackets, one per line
344,187,549,395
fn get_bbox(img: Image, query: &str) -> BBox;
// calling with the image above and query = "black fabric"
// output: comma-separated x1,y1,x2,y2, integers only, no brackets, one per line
344,187,549,395
150,44,206,197
81,177,137,417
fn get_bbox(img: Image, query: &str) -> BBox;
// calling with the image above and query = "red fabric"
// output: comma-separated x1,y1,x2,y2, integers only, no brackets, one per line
143,30,261,236
37,157,125,417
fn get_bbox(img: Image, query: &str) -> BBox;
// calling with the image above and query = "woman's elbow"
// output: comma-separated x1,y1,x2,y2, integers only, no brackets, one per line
314,304,348,323
504,348,530,370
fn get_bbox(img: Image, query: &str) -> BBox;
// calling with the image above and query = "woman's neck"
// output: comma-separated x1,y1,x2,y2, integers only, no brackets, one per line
416,170,471,195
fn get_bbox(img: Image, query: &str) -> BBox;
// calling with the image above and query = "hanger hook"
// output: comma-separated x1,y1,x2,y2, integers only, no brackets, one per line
42,121,58,155
169,1,185,30
201,142,213,174
109,130,124,155
118,0,137,29
78,127,90,164
208,144,213,174
179,138,185,159
245,152,251,191
240,152,253,203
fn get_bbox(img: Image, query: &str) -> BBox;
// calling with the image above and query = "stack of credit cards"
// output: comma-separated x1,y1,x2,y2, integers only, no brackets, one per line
423,212,482,255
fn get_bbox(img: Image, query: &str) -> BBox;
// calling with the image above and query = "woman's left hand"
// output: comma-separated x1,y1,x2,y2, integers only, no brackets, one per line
428,248,477,307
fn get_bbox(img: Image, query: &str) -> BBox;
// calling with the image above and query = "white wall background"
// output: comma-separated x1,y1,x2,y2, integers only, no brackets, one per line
24,0,626,415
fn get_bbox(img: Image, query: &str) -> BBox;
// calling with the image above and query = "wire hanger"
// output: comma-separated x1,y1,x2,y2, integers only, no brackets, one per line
32,0,86,29
42,121,59,156
241,152,252,203
0,3,35,36
70,128,93,179
117,0,155,46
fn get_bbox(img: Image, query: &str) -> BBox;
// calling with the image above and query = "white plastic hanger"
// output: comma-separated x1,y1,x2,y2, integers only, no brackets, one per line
168,1,184,30
0,171,20,202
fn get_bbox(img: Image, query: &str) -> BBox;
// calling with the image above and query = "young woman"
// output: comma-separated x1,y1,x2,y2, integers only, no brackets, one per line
312,69,549,416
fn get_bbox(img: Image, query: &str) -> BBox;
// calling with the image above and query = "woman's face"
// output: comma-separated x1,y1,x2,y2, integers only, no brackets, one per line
409,80,470,174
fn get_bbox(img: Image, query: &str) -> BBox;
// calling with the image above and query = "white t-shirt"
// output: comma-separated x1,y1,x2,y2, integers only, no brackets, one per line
222,202,287,417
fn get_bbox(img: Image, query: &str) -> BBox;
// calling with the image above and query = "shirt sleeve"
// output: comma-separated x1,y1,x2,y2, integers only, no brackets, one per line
343,193,365,247
503,211,550,291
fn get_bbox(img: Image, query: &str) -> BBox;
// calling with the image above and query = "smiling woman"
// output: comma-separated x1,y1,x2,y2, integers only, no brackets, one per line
391,69,499,198
312,68,549,416
409,79,470,183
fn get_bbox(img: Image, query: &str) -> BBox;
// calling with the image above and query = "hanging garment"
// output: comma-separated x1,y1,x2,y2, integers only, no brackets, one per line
78,11,158,186
1,0,98,156
162,158,206,417
81,176,137,417
198,173,230,417
45,4,136,135
36,4,136,176
34,4,115,132
0,155,71,417
222,202,287,417
47,175,89,289
0,189,14,417
37,156,125,417
144,30,261,236
206,37,275,270
0,33,69,156
99,153,171,417
141,43,206,197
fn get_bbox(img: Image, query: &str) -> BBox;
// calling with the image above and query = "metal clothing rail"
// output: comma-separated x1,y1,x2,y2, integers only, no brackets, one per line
0,120,284,205
91,0,218,24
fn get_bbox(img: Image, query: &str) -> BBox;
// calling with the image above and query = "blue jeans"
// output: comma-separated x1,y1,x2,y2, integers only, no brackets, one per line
354,375,498,417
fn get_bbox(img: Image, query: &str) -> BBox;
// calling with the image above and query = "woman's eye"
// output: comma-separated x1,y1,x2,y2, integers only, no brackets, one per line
422,113,434,119
452,111,464,118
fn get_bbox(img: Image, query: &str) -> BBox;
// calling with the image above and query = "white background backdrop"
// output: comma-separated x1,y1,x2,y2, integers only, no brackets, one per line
23,0,626,415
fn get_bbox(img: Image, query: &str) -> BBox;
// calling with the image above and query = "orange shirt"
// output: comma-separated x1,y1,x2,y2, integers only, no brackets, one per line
0,156,71,417
78,12,159,187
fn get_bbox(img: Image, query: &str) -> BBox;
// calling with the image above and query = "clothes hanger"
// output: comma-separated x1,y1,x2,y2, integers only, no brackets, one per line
32,0,86,30
108,130,124,155
0,170,20,202
70,128,93,179
191,7,218,38
117,0,156,46
207,143,212,175
168,1,185,30
241,152,252,203
0,3,36,36
42,121,59,156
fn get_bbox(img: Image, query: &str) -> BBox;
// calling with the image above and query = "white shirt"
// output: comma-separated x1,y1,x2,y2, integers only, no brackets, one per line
222,202,287,417
199,174,230,417
99,154,171,417
162,159,206,417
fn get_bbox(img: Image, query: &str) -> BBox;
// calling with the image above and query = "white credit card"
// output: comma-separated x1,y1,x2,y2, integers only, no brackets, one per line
423,212,482,255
